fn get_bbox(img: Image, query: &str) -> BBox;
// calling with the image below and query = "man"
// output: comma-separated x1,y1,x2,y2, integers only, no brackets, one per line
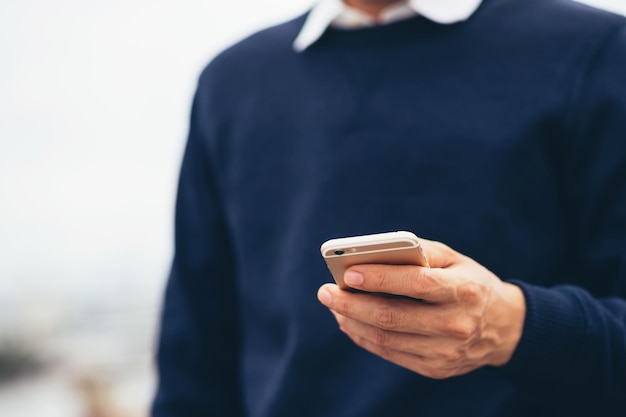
152,0,626,415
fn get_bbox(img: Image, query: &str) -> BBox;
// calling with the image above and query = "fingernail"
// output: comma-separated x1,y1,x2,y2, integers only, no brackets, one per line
318,288,332,306
344,271,363,287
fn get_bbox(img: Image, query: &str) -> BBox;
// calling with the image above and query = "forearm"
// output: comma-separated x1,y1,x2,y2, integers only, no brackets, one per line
497,281,626,406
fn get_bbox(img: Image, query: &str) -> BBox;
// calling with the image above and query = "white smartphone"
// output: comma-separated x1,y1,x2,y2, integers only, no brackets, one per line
320,231,429,289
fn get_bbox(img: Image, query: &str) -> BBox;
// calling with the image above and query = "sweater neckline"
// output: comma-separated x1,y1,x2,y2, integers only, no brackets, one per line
313,14,456,49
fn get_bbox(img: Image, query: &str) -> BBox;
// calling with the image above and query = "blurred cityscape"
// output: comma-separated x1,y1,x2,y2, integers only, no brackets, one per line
0,291,158,417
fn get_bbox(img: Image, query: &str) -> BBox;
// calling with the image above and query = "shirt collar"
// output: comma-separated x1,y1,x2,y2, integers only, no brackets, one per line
293,0,483,52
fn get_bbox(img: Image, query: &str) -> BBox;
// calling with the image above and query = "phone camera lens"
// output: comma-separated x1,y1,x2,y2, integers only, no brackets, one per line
334,250,344,255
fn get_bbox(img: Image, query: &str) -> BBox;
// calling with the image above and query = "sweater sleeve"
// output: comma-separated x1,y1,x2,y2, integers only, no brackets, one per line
151,76,244,416
498,22,626,409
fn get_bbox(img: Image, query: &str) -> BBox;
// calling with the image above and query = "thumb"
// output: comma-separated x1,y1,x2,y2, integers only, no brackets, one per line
417,238,459,269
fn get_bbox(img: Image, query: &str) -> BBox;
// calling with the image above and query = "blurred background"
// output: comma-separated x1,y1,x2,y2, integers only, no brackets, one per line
0,0,624,416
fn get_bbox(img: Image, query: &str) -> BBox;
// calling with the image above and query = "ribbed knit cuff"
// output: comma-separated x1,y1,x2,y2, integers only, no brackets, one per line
496,280,587,396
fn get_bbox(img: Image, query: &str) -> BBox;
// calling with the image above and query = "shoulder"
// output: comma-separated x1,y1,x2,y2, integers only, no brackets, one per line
470,0,626,74
198,13,308,89
522,0,626,68
485,0,625,21
478,0,625,38
529,0,624,20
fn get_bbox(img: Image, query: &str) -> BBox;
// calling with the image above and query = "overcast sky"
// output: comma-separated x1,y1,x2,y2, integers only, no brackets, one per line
0,0,313,310
0,0,624,311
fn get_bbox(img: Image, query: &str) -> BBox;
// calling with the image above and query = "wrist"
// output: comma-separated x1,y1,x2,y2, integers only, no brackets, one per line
487,282,526,367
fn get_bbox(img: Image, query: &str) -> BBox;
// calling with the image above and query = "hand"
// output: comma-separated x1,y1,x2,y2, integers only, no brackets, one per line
317,239,526,379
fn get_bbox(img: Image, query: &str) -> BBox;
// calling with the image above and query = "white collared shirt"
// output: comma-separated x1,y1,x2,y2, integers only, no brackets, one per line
294,0,484,51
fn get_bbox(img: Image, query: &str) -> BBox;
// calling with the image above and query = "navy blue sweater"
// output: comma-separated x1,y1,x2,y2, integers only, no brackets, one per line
153,0,626,415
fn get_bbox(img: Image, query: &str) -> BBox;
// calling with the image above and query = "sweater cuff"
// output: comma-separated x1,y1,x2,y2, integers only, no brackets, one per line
497,280,587,395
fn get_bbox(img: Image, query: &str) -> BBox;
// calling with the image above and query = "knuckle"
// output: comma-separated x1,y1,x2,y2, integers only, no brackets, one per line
443,319,474,340
439,348,462,364
374,267,393,289
457,282,482,304
409,271,435,296
374,305,400,329
373,328,390,347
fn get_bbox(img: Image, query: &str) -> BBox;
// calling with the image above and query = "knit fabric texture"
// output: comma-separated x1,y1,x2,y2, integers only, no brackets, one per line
153,0,626,415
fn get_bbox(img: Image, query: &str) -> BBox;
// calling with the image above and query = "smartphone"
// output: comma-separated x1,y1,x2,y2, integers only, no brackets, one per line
320,231,429,290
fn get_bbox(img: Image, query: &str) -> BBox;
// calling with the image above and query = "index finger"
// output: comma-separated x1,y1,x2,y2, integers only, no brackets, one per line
343,264,456,303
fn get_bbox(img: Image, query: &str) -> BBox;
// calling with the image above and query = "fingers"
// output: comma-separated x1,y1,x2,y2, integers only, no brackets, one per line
332,305,480,379
318,284,432,332
330,307,487,379
317,237,520,378
339,239,465,301
332,310,435,356
344,330,477,379
343,264,458,303
318,284,472,336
